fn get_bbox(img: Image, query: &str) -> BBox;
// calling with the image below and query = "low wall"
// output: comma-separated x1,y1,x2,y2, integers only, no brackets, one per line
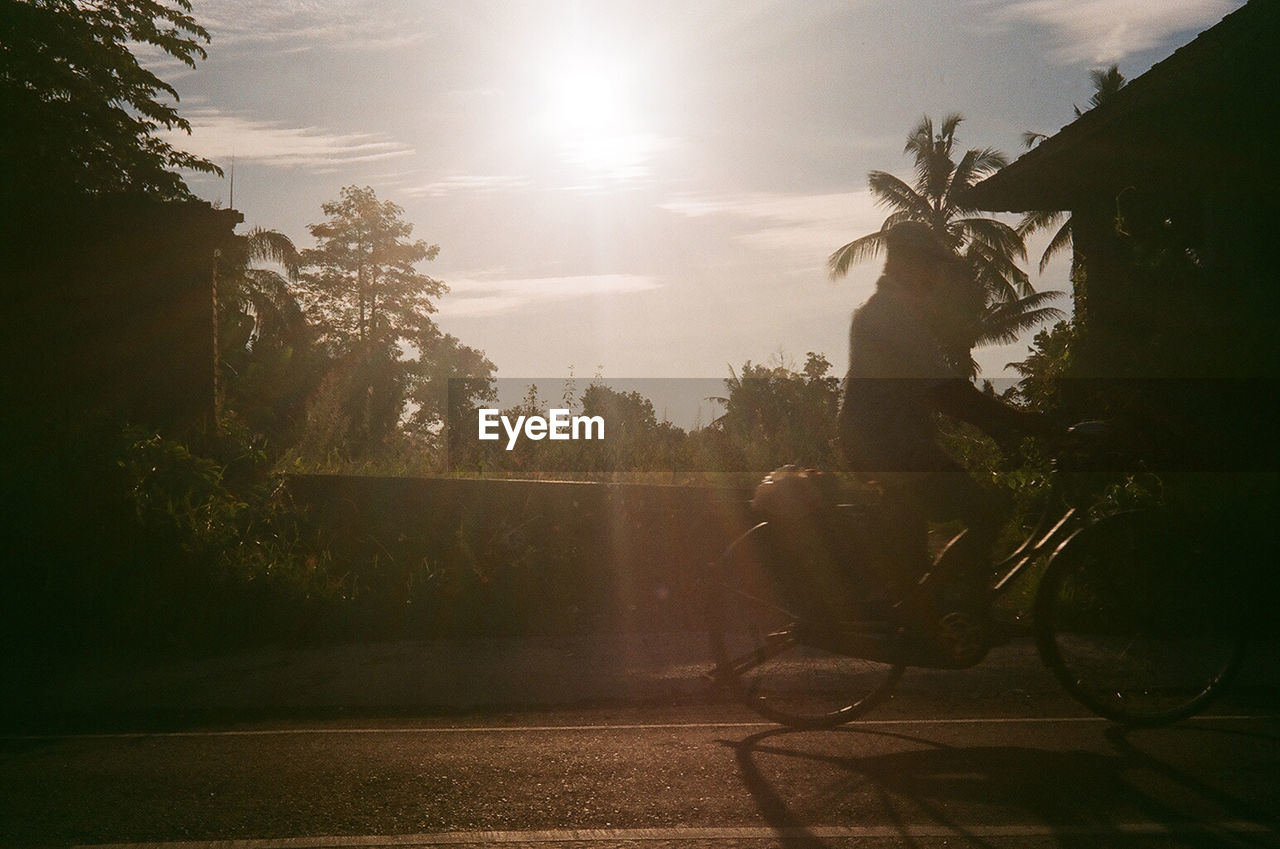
284,475,754,637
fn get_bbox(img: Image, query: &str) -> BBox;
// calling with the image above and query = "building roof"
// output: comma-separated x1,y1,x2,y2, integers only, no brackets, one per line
965,0,1280,212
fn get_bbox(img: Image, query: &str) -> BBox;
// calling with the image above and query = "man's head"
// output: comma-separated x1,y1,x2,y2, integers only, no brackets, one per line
880,222,980,355
882,221,954,287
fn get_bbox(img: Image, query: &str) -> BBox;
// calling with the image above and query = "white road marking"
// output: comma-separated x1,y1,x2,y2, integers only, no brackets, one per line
75,821,1278,849
3,713,1264,742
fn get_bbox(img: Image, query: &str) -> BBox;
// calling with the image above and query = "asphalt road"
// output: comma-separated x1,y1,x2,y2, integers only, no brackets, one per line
3,704,1278,849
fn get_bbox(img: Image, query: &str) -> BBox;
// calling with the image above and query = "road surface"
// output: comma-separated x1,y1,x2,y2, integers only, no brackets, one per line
3,704,1277,848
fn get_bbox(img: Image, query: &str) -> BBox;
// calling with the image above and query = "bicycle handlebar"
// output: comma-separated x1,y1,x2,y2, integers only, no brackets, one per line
1066,419,1111,439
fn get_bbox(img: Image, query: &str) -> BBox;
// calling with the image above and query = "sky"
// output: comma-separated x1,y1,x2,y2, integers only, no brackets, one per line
161,0,1243,419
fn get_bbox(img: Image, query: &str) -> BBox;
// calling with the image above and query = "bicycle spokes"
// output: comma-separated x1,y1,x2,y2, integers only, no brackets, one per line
707,523,904,729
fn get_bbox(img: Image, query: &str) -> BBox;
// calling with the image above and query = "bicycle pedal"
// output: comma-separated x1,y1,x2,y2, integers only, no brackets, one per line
935,611,989,668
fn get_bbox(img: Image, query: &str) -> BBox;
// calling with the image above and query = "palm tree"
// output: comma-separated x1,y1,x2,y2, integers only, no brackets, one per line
215,227,314,444
828,114,1064,375
1083,65,1126,112
1018,66,1127,273
217,226,307,356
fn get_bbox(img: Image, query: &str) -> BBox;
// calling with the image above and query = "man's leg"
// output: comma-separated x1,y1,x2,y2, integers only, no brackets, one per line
915,469,1003,610
861,479,946,634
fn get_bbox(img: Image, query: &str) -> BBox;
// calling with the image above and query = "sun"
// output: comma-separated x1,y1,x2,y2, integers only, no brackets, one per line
545,67,628,139
538,49,657,179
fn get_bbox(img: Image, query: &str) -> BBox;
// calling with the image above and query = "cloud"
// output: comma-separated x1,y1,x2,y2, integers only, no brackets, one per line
441,274,661,318
165,109,414,169
662,191,884,264
191,0,433,52
402,174,535,198
985,0,1240,63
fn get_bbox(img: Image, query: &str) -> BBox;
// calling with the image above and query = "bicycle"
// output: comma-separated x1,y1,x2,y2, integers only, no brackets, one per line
706,425,1249,729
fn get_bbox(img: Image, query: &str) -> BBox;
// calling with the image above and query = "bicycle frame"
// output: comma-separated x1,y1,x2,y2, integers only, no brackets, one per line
988,505,1079,597
710,439,1249,727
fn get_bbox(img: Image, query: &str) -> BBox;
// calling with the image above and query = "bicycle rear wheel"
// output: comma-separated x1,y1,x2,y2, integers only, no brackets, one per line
1035,511,1246,727
707,522,904,729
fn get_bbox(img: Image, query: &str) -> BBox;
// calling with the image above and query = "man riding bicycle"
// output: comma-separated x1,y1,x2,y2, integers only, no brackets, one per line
838,221,1053,655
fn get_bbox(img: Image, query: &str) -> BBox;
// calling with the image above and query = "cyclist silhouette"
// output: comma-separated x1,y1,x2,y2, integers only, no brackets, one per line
838,221,1052,646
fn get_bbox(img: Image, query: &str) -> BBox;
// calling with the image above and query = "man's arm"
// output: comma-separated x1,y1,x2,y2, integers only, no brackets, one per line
927,379,1056,441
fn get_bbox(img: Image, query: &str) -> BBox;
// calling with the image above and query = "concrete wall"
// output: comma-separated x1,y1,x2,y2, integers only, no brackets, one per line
284,475,755,636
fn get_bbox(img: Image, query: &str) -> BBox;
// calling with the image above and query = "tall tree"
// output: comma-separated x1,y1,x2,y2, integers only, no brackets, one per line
300,185,445,353
297,186,498,460
828,114,1063,375
297,186,448,456
0,0,220,201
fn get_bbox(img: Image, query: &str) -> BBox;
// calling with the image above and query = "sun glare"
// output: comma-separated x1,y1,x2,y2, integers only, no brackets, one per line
546,70,627,138
538,49,657,179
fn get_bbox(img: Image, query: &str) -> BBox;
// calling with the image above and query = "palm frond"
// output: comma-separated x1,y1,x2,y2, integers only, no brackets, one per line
977,290,1067,344
904,115,935,156
244,268,299,306
939,113,964,144
239,269,309,347
977,306,1067,345
1016,209,1064,238
953,217,1027,261
967,146,1006,178
880,210,921,231
244,226,301,277
994,288,1066,312
946,147,1007,211
867,171,932,218
948,149,979,205
827,231,887,279
966,239,1032,301
1021,130,1048,150
1089,65,1126,108
904,115,955,202
1038,217,1072,274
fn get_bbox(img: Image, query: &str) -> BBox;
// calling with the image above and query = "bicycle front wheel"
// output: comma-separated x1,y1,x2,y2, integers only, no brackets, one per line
707,521,904,729
1035,511,1246,727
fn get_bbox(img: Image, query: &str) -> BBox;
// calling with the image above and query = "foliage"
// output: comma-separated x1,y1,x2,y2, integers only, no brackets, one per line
692,353,840,472
404,325,498,450
828,114,1063,376
1007,320,1076,414
295,186,495,461
217,227,321,451
578,383,685,473
0,0,220,201
300,185,445,353
1082,65,1127,114
3,418,335,652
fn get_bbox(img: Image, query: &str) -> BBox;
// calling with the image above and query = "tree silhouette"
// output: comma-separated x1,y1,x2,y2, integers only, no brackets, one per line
1,0,220,201
219,227,306,355
706,353,840,470
216,227,318,448
828,114,1062,376
296,186,500,460
300,185,445,353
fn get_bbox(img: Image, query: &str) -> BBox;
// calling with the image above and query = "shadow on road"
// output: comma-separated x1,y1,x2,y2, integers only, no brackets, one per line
722,724,1278,848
